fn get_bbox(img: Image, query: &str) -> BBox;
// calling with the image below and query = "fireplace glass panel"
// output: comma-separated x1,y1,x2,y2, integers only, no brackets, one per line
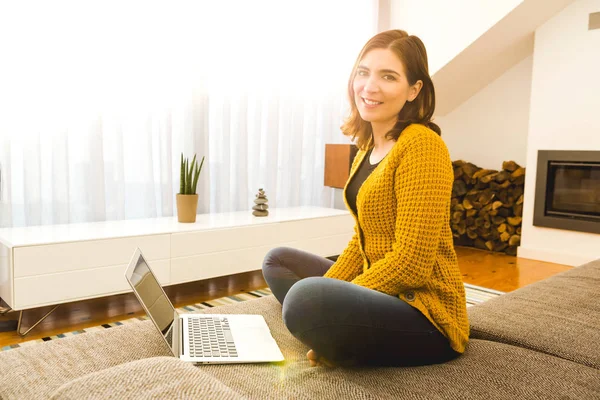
546,162,600,219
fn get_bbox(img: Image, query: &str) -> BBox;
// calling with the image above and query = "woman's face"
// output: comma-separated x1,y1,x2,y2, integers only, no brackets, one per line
353,48,422,127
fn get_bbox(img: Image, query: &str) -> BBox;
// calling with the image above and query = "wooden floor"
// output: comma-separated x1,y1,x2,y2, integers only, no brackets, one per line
0,246,571,347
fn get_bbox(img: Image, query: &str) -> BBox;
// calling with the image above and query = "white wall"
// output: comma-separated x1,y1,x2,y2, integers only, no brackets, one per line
388,0,523,74
519,0,600,266
436,55,533,169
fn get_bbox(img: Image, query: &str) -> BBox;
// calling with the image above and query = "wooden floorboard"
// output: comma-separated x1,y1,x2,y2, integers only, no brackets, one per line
455,246,572,292
0,246,571,347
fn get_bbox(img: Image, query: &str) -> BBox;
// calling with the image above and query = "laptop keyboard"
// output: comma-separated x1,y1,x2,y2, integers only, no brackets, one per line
188,316,238,358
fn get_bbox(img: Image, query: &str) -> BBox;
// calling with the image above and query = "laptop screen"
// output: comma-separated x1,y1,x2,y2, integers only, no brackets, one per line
127,252,176,347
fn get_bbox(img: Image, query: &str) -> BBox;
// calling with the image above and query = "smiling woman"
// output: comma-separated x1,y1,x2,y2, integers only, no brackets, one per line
0,1,377,228
353,48,422,145
262,30,467,368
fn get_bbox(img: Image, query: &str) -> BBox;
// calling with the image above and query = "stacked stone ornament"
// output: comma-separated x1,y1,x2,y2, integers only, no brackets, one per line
252,188,269,217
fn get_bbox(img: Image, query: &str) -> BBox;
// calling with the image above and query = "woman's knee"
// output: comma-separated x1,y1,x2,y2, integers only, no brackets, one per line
282,277,333,333
262,247,292,276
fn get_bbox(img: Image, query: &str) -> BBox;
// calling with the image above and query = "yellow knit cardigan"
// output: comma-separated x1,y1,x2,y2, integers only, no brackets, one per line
324,124,469,353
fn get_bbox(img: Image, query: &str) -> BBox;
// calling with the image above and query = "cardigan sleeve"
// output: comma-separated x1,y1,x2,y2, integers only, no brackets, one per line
350,132,453,296
323,226,363,282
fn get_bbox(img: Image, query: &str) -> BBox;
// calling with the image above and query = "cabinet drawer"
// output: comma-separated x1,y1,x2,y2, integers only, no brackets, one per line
170,231,352,285
13,234,170,278
13,259,170,310
281,233,352,258
171,214,354,258
170,246,271,284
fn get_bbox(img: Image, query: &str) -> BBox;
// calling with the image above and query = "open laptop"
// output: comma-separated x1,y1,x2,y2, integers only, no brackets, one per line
125,248,284,364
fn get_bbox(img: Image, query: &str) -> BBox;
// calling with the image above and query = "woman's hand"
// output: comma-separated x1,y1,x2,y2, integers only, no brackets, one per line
306,349,335,367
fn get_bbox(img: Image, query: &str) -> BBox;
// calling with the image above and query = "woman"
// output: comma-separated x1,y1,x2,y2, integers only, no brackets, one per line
262,30,468,367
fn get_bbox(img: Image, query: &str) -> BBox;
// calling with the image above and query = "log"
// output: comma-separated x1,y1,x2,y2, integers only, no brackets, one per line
497,191,508,204
454,167,464,180
496,207,511,217
463,199,474,210
516,194,524,205
473,169,497,180
502,161,521,172
478,189,495,205
507,216,522,226
452,211,463,224
479,172,499,184
514,204,523,217
505,245,518,256
509,234,521,246
452,180,468,197
512,175,525,186
474,238,488,250
492,216,506,225
498,180,512,190
510,167,525,180
512,186,524,199
495,170,511,183
461,162,480,180
494,241,509,252
474,180,489,190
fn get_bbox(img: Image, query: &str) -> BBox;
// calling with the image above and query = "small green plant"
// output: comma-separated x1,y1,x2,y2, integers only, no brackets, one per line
179,153,205,195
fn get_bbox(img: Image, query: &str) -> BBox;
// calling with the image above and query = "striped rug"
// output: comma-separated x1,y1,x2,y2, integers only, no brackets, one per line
1,284,501,352
464,283,504,306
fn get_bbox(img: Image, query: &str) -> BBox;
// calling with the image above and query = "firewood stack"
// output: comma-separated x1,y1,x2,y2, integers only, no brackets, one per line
450,160,525,256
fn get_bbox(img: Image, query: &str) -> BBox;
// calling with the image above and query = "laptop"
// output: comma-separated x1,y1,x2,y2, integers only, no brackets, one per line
125,248,284,364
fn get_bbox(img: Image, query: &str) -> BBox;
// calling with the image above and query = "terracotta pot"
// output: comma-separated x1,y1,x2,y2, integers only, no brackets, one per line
176,194,199,223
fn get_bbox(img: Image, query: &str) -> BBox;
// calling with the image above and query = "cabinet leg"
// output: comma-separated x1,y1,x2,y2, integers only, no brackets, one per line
17,305,60,337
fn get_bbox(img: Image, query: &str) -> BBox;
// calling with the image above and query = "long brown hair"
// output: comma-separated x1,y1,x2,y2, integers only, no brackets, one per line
342,30,440,150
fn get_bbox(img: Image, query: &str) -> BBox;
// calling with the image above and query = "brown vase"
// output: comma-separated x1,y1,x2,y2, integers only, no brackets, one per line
176,194,199,223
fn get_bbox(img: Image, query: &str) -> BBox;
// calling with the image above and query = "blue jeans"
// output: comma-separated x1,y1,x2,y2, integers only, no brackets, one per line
262,247,459,366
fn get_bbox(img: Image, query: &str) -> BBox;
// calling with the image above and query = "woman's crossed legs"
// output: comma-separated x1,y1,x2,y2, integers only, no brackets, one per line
262,247,458,367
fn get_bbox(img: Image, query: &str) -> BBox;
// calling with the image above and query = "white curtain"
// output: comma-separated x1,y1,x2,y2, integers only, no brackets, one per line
0,1,377,228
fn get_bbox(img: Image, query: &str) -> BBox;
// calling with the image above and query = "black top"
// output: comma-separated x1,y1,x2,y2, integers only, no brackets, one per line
346,148,381,216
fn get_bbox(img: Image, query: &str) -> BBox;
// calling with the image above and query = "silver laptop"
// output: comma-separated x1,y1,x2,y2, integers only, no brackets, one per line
125,248,284,364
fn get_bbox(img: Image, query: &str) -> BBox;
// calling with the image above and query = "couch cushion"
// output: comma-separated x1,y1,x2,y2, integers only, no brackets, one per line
1,295,599,399
468,258,600,369
50,340,600,400
192,295,600,399
0,319,171,400
50,357,245,400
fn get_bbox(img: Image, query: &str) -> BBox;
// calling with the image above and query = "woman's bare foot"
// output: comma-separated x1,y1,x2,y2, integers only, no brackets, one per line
307,349,360,368
306,349,335,367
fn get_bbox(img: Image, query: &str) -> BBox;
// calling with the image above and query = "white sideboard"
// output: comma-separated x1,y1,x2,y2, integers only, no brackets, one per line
0,207,353,311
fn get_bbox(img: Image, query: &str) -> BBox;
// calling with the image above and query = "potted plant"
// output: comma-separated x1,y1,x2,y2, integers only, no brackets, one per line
176,153,205,223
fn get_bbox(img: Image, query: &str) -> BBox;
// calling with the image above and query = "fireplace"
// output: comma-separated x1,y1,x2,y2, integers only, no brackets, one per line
533,150,600,234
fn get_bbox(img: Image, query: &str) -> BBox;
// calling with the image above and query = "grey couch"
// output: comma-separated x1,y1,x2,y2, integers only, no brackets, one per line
1,259,599,399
